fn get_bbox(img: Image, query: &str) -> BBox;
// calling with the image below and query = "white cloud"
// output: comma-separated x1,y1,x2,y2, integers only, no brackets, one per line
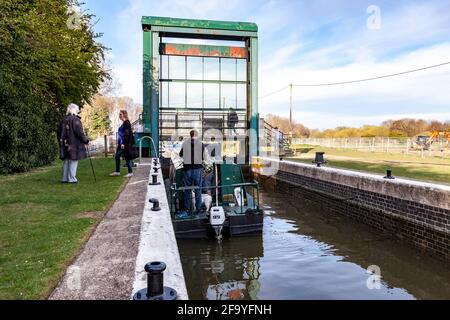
114,64,141,102
259,43,450,122
100,0,450,130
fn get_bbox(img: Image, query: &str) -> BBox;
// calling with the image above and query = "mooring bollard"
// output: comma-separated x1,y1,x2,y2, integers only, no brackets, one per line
149,174,161,186
312,152,327,167
149,198,161,211
384,169,395,179
133,262,177,300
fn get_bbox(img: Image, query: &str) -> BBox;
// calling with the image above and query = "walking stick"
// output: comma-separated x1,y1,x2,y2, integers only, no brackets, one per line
86,147,97,183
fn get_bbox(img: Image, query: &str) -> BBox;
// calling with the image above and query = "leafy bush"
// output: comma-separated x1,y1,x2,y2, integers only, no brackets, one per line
0,0,108,174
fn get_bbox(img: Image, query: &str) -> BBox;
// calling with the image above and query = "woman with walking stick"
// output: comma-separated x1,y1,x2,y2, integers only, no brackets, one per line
57,103,90,184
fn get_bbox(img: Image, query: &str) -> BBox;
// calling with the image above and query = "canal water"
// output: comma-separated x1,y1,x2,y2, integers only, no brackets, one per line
178,187,450,300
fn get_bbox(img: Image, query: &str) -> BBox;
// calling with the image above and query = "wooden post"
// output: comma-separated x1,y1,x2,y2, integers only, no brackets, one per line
104,135,108,158
289,84,293,134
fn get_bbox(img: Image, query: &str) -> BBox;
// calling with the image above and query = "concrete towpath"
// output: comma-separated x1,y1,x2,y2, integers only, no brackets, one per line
50,160,151,300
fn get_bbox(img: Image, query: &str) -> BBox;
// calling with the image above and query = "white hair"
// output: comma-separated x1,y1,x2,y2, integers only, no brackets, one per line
66,103,80,116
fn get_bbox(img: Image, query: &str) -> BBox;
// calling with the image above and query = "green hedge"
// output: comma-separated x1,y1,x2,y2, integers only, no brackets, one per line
0,0,107,174
0,92,57,174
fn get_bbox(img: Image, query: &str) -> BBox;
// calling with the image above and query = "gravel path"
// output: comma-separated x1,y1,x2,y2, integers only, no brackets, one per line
49,161,150,300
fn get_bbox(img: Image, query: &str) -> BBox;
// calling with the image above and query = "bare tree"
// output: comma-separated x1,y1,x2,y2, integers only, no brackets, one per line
265,114,311,137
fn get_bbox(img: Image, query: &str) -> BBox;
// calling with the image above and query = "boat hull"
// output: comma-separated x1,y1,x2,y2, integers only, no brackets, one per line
173,212,264,239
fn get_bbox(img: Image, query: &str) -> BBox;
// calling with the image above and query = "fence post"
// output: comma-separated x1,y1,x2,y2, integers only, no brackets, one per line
371,138,375,152
386,138,390,153
104,135,108,158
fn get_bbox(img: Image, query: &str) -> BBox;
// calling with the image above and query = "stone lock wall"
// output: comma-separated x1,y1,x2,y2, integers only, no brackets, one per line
253,157,450,260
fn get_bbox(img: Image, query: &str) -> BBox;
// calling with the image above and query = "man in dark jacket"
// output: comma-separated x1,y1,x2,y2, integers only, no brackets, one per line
57,103,89,184
180,130,205,213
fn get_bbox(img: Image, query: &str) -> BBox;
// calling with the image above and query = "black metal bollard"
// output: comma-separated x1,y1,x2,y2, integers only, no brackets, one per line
147,262,164,296
149,174,161,186
149,198,161,211
133,262,177,300
153,166,160,174
312,152,327,167
384,169,395,179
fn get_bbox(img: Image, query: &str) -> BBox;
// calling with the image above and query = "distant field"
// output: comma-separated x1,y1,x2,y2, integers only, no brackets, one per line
286,146,450,185
0,158,127,299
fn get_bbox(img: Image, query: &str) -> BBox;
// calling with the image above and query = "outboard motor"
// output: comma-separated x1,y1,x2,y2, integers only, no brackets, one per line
210,206,225,241
210,163,225,241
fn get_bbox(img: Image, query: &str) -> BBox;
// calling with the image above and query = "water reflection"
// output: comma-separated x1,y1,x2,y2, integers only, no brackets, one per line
179,237,263,300
178,188,450,300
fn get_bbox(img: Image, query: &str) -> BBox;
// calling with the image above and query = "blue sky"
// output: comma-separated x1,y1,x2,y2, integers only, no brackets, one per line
82,0,450,129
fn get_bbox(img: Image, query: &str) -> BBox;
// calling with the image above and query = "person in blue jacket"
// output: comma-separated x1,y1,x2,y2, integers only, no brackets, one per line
109,110,136,178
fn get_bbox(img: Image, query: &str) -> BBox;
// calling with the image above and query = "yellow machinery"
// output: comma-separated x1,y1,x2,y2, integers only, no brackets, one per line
412,131,450,150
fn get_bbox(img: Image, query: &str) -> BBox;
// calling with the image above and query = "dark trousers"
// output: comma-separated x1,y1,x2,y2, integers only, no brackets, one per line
184,168,203,212
202,171,214,188
175,168,185,211
115,148,132,174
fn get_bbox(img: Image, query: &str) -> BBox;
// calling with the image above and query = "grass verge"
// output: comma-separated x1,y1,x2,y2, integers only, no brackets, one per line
0,158,128,299
287,146,450,185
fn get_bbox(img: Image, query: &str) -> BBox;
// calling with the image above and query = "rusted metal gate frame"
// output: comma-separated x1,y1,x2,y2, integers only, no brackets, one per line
142,16,258,159
160,43,248,59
